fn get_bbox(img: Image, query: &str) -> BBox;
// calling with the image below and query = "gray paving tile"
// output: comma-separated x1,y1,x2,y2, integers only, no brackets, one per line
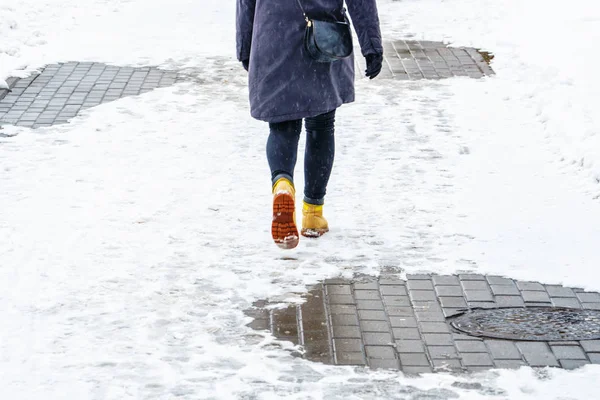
330,305,358,314
418,322,450,334
588,354,600,363
410,291,437,301
582,303,600,310
402,366,432,374
459,274,486,281
335,352,365,365
395,340,425,353
577,293,600,303
329,295,355,304
432,359,463,370
461,281,490,291
551,345,587,360
484,340,521,360
354,290,381,300
415,311,445,322
407,280,434,290
422,334,453,346
546,286,577,298
383,296,411,306
461,353,494,367
439,296,468,308
390,316,417,328
435,286,464,297
399,353,430,366
427,346,458,359
326,284,352,295
332,325,361,339
522,291,551,303
495,296,526,307
580,340,600,352
353,281,378,290
369,358,399,369
363,332,394,345
365,345,396,359
516,342,559,367
333,338,363,353
332,314,359,326
356,300,384,310
392,328,421,340
385,306,414,316
455,340,487,353
551,298,582,308
433,275,460,286
360,320,391,333
559,359,590,369
464,290,494,302
493,359,527,369
358,310,387,321
380,285,407,296
515,282,545,292
491,285,520,296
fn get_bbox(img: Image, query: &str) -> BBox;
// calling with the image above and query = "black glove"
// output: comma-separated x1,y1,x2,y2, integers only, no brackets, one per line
365,53,383,79
242,59,249,72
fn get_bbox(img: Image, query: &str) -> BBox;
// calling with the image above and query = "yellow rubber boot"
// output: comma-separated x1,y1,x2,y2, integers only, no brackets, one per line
301,202,329,238
271,178,299,249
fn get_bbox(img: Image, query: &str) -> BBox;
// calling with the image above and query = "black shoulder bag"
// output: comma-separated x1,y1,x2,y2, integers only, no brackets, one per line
295,0,353,63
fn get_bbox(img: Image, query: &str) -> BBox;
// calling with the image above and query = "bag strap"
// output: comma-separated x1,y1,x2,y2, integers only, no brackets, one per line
295,0,308,21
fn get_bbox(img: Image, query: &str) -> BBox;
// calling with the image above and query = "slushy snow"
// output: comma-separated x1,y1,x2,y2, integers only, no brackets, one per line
1,0,600,399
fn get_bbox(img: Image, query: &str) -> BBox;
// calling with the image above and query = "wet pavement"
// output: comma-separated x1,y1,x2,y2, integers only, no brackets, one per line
246,274,600,374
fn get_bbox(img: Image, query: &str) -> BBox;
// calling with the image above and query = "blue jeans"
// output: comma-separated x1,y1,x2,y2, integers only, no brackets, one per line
267,110,336,205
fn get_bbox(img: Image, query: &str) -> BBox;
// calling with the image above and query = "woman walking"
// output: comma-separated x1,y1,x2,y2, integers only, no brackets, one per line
236,0,383,249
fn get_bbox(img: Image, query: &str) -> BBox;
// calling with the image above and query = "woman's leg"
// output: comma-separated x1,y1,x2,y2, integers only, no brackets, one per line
301,110,336,237
267,119,302,249
267,119,302,185
304,110,336,204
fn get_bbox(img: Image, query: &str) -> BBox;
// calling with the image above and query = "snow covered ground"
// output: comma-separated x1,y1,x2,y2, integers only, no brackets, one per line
1,0,600,398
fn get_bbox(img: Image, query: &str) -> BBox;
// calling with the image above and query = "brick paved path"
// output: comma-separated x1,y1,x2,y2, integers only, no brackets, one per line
247,274,600,374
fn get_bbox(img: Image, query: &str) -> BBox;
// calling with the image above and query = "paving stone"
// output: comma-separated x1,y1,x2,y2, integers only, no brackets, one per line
418,322,450,334
330,305,358,314
435,286,464,297
515,281,546,291
332,314,359,326
516,342,559,367
390,316,417,328
559,359,590,369
379,277,405,285
582,303,600,310
461,353,494,367
365,345,396,359
335,352,365,365
363,332,394,346
495,296,526,307
433,275,460,286
361,320,391,333
369,358,399,369
459,274,485,281
484,340,522,360
395,340,425,353
385,306,414,316
353,281,379,290
326,285,352,295
580,340,600,352
407,280,434,290
409,291,437,301
493,359,527,369
415,311,445,322
491,285,520,296
356,300,385,310
443,308,464,317
546,286,577,298
383,296,411,307
333,338,363,353
358,310,387,321
551,298,582,308
577,293,600,303
380,285,408,296
464,290,494,302
329,295,355,305
439,297,468,308
427,346,458,359
354,290,381,300
521,291,551,303
422,334,453,346
412,301,442,312
551,346,587,360
332,325,361,339
392,328,421,340
588,354,600,363
455,341,487,353
461,281,490,291
399,353,430,366
468,302,498,309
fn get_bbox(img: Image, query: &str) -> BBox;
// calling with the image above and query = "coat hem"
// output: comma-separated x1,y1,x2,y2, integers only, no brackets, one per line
252,99,354,123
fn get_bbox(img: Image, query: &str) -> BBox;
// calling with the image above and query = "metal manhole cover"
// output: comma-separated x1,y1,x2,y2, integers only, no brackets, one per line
449,307,600,341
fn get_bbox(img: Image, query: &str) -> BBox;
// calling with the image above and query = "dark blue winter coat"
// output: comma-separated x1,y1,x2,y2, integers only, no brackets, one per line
236,0,383,123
